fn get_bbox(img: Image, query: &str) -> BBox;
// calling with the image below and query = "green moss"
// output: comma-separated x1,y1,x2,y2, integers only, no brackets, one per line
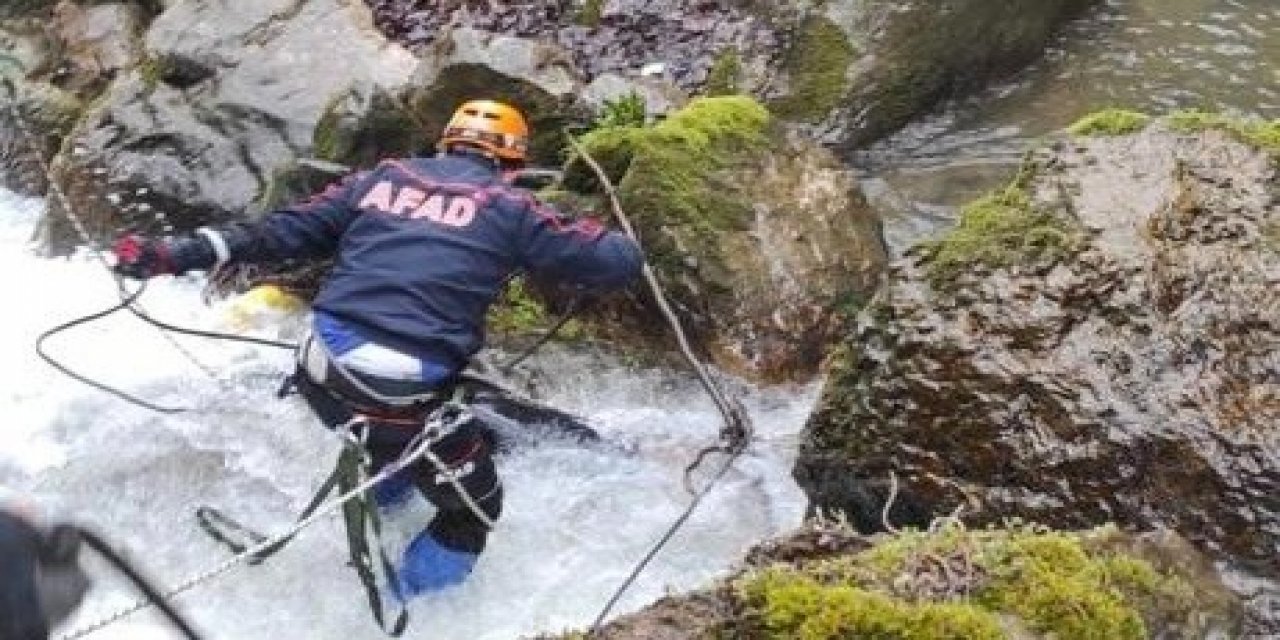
594,91,647,129
921,174,1083,286
577,0,603,28
564,96,770,276
487,276,584,339
1168,110,1280,155
704,48,743,97
735,524,1204,640
1263,220,1280,253
769,15,856,123
979,533,1148,639
313,90,353,163
1068,109,1151,137
136,54,167,91
742,570,1004,639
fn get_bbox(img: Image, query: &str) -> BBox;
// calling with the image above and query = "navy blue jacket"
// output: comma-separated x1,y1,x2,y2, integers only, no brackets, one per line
192,153,644,371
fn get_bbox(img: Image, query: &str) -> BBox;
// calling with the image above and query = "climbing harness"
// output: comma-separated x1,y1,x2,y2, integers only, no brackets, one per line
194,399,486,637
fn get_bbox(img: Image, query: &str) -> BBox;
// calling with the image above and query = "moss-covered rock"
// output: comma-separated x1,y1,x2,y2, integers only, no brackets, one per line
313,87,428,167
920,171,1085,286
794,119,1280,632
703,48,743,98
1167,110,1280,156
569,522,1242,640
1068,109,1152,137
768,14,856,124
560,96,886,380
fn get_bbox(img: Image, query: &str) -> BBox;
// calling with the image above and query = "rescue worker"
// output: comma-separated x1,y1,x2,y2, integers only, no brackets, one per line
0,505,90,640
111,100,644,598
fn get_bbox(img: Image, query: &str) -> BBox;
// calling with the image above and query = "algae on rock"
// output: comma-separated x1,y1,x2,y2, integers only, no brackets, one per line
1067,109,1152,137
573,521,1241,640
560,95,886,380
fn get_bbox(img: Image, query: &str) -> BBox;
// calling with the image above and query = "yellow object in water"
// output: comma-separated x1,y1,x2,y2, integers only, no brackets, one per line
223,284,305,331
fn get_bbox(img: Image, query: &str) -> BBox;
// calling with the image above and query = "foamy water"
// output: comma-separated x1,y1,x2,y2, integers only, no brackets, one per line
0,187,814,640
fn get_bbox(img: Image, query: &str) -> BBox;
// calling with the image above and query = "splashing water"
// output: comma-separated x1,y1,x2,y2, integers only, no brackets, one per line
0,187,814,639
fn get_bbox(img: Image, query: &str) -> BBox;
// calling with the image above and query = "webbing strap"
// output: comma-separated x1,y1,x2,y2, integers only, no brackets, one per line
195,444,407,635
195,457,344,564
335,446,408,636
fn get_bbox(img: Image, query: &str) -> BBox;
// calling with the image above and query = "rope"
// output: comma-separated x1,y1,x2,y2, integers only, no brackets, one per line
74,529,203,640
563,134,756,633
54,421,444,640
497,293,586,374
34,280,188,414
1,77,222,388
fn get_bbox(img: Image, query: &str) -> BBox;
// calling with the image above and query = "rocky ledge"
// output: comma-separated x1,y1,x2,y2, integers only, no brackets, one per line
794,115,1280,633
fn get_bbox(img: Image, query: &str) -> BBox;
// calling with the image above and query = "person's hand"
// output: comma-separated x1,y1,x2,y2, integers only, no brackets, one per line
111,234,174,280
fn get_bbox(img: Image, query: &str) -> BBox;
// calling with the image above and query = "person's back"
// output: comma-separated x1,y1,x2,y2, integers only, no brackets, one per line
299,151,639,375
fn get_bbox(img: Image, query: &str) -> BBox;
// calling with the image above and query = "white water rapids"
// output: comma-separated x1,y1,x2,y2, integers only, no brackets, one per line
0,186,815,639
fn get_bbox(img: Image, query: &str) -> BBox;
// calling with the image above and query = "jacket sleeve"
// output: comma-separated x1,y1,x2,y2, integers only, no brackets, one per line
170,171,368,271
514,199,644,290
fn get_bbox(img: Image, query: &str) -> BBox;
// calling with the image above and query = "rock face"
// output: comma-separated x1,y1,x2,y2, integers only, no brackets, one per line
35,0,417,251
794,122,1279,629
563,97,887,380
361,0,1098,148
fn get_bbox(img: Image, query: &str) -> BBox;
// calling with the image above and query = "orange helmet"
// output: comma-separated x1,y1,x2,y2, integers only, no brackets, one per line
439,100,530,163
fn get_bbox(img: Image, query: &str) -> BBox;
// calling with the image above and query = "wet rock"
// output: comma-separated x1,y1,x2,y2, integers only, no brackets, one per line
361,0,1097,148
35,0,417,252
0,0,56,21
794,122,1280,632
50,2,147,95
563,97,887,381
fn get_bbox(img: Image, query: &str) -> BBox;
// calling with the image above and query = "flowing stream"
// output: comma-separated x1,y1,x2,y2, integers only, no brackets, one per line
859,0,1280,253
0,186,814,639
4,0,1277,636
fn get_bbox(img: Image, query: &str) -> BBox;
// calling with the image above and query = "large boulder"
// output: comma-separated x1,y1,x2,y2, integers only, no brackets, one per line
362,0,1099,148
793,116,1280,630
36,0,417,252
1,3,150,196
562,96,886,381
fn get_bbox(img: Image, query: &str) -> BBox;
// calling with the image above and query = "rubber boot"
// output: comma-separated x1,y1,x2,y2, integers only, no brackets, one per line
392,530,477,599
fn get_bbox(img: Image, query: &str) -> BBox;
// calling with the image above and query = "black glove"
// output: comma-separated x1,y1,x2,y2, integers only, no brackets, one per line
111,233,219,280
0,509,90,640
111,234,176,279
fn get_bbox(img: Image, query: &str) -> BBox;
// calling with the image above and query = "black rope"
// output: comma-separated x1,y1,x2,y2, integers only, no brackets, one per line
498,294,585,374
74,528,203,640
34,282,189,415
587,445,744,633
123,303,296,351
